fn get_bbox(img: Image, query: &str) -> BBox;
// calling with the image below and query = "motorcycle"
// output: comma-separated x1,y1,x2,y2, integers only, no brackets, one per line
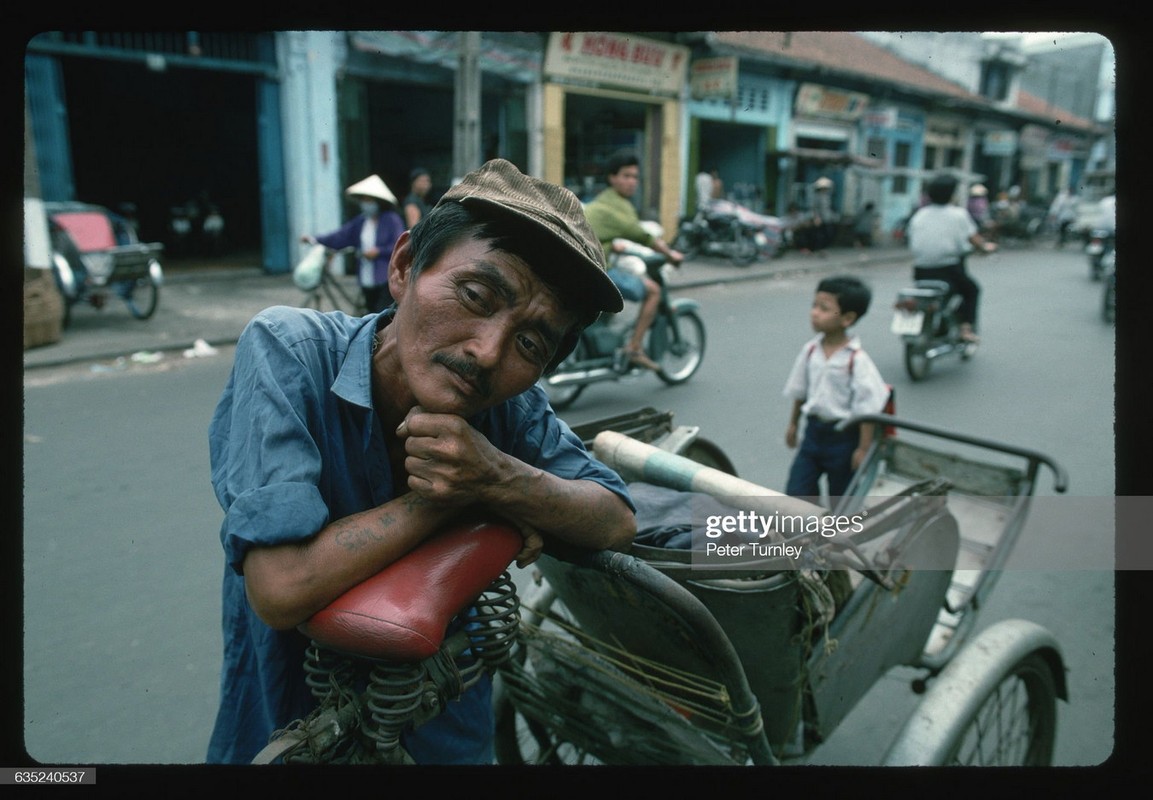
890,277,976,382
540,239,706,410
46,201,164,328
673,199,779,266
1085,227,1114,281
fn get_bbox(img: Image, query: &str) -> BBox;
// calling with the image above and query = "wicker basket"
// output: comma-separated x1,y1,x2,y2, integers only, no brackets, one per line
23,267,64,349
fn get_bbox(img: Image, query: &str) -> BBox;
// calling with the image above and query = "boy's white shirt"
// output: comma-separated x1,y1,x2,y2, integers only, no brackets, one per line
782,333,889,422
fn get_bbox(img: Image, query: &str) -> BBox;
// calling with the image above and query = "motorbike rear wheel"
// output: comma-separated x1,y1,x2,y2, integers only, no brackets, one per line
728,226,758,267
904,341,931,382
540,338,588,411
671,228,701,261
653,308,705,385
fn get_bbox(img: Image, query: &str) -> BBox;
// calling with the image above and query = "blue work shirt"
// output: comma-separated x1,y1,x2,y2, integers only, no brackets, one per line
206,304,633,764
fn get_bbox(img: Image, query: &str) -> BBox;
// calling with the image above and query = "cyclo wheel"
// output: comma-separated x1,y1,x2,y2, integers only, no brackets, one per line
884,621,1063,766
539,338,588,411
123,275,160,320
492,588,600,766
904,341,931,381
945,651,1058,765
653,308,705,385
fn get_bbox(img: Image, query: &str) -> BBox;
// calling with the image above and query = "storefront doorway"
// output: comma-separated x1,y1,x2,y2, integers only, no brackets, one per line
562,93,654,211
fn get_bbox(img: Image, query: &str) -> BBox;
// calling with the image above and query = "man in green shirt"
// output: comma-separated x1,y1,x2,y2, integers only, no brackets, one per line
584,151,684,371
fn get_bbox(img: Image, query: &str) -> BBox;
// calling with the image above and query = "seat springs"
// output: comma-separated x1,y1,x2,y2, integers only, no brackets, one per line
363,663,423,756
303,641,358,702
466,571,521,667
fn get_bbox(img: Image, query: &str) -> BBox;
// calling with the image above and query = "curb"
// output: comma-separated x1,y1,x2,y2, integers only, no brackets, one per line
24,247,913,372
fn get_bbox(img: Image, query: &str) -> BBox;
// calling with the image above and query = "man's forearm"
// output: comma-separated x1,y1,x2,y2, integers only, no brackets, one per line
480,462,635,552
243,494,458,630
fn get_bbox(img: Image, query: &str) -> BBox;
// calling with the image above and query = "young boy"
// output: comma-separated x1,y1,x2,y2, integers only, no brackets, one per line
782,275,889,505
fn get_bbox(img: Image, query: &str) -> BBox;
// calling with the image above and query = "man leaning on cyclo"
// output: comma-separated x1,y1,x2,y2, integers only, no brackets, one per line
206,158,637,765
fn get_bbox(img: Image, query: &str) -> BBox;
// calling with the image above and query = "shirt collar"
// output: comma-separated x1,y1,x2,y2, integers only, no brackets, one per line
331,308,395,408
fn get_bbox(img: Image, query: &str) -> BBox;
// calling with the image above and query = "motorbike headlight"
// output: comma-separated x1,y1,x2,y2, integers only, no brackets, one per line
81,251,114,283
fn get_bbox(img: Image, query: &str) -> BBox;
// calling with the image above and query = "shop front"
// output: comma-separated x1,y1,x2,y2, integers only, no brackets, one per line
541,32,689,236
781,83,873,224
685,57,793,217
342,31,544,208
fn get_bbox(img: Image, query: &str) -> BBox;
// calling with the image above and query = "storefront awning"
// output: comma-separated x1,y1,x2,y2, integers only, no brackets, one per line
774,148,883,168
349,31,542,83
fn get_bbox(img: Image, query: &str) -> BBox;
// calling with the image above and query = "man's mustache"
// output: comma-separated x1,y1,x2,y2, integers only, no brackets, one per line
433,352,492,398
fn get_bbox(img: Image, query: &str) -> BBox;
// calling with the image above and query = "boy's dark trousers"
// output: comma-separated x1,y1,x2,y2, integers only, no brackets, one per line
786,417,859,504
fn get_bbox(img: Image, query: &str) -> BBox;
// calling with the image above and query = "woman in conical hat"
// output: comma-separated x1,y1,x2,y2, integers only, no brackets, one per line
302,175,404,312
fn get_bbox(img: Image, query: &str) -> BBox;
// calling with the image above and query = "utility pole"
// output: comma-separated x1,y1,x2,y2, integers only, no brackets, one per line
453,31,482,179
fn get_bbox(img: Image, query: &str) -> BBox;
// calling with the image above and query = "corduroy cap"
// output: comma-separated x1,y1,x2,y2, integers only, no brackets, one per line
437,159,623,313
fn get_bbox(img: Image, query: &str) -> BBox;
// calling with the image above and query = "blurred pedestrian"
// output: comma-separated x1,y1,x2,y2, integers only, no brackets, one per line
810,176,837,254
302,174,404,313
1048,187,1078,247
852,201,879,247
404,167,433,229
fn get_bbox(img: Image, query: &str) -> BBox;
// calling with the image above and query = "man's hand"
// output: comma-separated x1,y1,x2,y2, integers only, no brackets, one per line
396,407,502,506
397,406,546,566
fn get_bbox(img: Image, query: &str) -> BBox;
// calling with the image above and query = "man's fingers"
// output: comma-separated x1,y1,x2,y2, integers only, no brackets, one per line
515,526,545,569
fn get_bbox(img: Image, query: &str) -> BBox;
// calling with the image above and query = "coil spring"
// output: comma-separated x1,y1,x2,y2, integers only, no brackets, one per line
362,662,423,755
466,571,521,667
303,642,358,703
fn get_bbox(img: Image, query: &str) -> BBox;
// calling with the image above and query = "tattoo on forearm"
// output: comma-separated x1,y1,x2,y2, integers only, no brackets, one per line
334,525,383,551
401,493,430,512
333,510,396,552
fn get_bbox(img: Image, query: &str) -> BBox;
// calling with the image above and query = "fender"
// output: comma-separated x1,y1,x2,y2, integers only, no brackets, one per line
148,258,165,287
882,618,1067,765
668,296,701,315
52,251,78,300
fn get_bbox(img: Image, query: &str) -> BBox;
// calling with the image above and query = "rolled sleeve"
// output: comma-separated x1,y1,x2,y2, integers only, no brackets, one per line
209,308,341,574
221,482,330,575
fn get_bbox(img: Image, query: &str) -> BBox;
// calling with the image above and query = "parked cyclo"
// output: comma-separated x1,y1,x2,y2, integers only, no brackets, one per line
252,406,1069,767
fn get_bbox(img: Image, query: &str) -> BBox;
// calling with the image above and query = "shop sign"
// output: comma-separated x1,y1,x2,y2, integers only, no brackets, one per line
982,130,1017,156
1047,135,1089,160
862,106,899,129
794,83,869,120
544,32,689,95
690,57,738,100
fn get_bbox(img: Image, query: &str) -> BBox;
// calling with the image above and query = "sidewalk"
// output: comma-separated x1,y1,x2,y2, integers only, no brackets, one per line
22,244,912,371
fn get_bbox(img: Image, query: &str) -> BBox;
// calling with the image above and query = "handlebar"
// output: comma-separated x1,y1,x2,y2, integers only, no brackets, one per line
838,413,1069,493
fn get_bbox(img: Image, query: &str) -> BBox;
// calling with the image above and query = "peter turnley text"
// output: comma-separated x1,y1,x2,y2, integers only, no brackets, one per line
704,510,867,539
706,541,805,558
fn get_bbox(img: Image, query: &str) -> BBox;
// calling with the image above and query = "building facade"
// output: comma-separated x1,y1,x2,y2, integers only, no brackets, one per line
25,30,1106,274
